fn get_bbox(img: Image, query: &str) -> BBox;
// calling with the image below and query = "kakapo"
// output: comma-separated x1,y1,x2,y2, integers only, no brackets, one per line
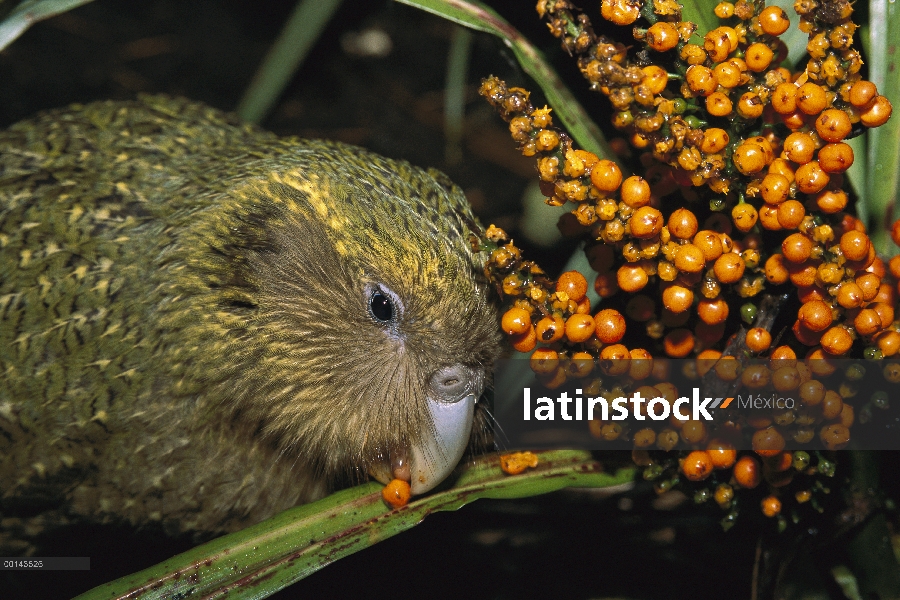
0,95,502,552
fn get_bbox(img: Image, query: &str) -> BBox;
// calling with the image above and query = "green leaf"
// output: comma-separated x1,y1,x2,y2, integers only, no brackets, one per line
236,0,344,123
75,450,634,599
680,0,717,38
395,0,616,162
864,0,900,256
0,0,95,51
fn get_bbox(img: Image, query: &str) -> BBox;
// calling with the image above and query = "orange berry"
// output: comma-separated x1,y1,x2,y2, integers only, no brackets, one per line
502,307,532,336
760,173,790,205
693,230,724,262
590,159,624,192
821,326,853,355
781,109,807,130
856,272,881,301
510,326,537,353
752,426,785,457
663,328,695,357
733,141,767,174
697,297,729,325
601,0,641,25
745,43,774,72
795,161,830,194
640,66,669,96
594,271,619,298
682,451,714,481
568,351,595,378
713,252,745,283
763,254,788,285
798,299,833,332
674,243,706,273
771,82,798,114
707,439,737,469
815,189,848,213
731,203,758,232
777,200,805,230
890,254,900,279
535,315,565,344
668,208,699,239
617,264,648,293
815,108,853,142
782,233,813,262
770,345,797,362
759,6,790,35
820,424,850,450
574,295,591,315
783,131,816,164
796,82,828,115
382,479,412,508
840,230,870,261
530,348,560,375
874,302,895,328
860,95,893,128
500,451,539,475
737,91,765,119
626,294,656,322
556,270,588,302
700,127,730,153
620,175,651,207
836,281,863,309
704,27,735,62
680,43,707,65
768,157,796,182
761,495,782,517
746,327,772,353
877,330,900,357
565,313,596,343
849,80,877,107
713,61,742,89
817,143,854,173
662,284,694,313
646,21,680,52
714,2,734,18
734,455,761,488
706,92,734,117
594,308,626,343
686,65,718,96
853,308,882,336
630,206,664,238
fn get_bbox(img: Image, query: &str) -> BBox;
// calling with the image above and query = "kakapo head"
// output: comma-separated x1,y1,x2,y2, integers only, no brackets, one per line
162,139,503,495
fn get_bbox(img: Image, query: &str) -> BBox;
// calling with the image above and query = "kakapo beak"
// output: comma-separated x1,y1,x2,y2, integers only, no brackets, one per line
408,391,476,494
369,365,482,495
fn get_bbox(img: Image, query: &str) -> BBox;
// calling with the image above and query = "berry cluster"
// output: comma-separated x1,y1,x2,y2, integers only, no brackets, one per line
480,0,895,525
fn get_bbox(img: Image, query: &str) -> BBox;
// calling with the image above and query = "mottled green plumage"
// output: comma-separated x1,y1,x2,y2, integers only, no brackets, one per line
0,96,500,552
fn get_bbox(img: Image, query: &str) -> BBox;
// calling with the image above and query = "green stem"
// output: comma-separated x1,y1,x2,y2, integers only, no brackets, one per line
237,0,344,124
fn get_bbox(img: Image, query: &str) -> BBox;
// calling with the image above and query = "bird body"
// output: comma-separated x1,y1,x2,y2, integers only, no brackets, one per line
0,96,500,553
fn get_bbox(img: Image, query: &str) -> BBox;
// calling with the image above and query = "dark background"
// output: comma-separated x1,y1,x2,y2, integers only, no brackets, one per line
0,1,874,598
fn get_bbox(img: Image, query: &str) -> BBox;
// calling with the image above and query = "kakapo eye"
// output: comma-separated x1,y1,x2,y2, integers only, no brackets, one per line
367,285,401,324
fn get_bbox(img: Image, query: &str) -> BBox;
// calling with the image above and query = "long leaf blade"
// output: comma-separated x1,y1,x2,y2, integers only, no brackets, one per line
75,450,634,600
395,0,616,162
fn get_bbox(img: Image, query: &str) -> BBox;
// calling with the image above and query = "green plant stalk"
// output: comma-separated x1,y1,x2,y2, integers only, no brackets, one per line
236,0,343,124
865,0,900,256
444,25,473,164
396,0,615,163
0,0,94,51
75,450,634,600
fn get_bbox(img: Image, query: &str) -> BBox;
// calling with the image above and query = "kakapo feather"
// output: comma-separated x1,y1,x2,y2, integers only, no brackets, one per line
0,96,501,552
